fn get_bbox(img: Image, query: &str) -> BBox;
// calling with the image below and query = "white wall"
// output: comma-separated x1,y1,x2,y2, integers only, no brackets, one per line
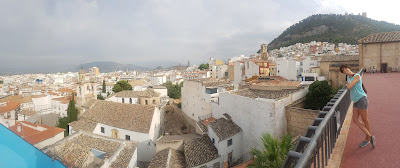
32,96,55,111
105,96,139,104
154,88,167,97
136,140,156,162
233,62,244,87
215,65,228,78
148,108,161,142
244,60,259,79
93,123,150,142
128,149,138,168
182,81,212,121
192,157,220,168
276,58,302,81
208,127,242,164
211,89,307,153
212,93,275,153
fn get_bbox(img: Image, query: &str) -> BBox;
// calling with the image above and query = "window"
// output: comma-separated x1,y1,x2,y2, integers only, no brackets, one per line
129,98,132,104
126,135,130,140
212,138,215,144
145,100,148,105
228,139,232,146
153,99,156,104
122,98,125,103
101,127,105,133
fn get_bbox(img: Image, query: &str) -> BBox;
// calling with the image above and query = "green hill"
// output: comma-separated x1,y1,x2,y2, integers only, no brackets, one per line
268,14,400,50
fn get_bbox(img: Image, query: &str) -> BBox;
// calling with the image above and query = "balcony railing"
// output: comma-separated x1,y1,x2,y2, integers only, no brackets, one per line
282,68,364,168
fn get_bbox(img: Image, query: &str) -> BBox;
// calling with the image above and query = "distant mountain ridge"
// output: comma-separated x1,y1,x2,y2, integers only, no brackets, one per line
268,14,400,50
68,61,151,72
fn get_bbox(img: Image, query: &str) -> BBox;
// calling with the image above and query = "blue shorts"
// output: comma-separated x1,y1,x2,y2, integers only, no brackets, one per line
353,96,368,110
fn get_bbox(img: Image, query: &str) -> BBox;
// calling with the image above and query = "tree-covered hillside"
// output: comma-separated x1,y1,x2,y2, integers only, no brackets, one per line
268,14,400,50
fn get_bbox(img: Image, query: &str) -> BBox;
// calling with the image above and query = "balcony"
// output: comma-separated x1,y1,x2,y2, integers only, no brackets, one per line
283,70,400,168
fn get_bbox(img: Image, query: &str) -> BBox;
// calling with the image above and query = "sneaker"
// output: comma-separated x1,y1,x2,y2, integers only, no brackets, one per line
360,140,370,147
370,136,375,148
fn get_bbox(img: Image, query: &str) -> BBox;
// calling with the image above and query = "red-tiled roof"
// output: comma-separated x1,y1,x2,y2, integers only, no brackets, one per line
201,117,216,127
0,102,20,114
9,121,65,145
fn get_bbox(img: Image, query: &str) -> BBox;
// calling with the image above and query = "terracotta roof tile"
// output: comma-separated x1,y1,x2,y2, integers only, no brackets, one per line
0,102,20,113
208,117,242,140
149,148,186,168
19,110,37,116
320,55,358,62
9,121,65,145
358,31,400,44
73,101,155,133
157,134,201,143
184,135,219,167
0,95,22,103
108,89,160,99
45,133,133,168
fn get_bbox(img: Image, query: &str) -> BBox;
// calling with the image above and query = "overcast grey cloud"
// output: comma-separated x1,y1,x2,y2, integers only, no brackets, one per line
0,0,398,73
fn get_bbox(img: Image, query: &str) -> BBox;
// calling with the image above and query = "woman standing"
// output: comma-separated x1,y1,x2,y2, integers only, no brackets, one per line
340,64,375,148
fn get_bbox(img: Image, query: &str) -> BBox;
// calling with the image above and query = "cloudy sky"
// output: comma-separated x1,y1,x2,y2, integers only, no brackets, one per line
0,0,399,73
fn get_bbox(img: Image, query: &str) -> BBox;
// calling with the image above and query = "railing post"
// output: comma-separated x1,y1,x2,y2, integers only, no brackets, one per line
282,68,364,168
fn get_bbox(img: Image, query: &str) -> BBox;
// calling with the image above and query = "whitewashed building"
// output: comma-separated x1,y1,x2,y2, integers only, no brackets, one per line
276,57,305,81
150,75,167,86
181,79,232,122
207,114,242,167
69,100,161,163
211,87,307,156
8,121,64,149
105,89,161,106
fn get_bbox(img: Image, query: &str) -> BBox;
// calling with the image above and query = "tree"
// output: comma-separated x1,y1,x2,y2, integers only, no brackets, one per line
164,81,182,99
198,63,209,70
304,80,333,110
97,93,105,100
102,79,106,93
112,80,132,93
67,94,77,122
248,133,293,168
57,94,77,137
56,117,69,136
0,80,3,84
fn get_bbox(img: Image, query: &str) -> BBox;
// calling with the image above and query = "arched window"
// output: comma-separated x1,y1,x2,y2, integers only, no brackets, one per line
130,98,132,104
122,98,125,103
145,100,148,105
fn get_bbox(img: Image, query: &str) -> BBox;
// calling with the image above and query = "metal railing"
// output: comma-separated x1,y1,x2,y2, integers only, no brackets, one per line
282,68,364,168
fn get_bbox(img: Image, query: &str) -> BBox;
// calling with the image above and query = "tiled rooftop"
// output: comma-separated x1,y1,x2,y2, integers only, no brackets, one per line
109,89,160,98
320,55,358,62
19,110,37,116
69,118,98,132
9,121,65,145
184,135,219,167
109,142,137,168
0,95,22,103
231,88,304,99
148,148,186,168
186,78,232,87
82,99,98,109
0,102,20,113
358,31,400,44
45,132,138,168
157,134,201,143
208,117,242,141
71,100,155,133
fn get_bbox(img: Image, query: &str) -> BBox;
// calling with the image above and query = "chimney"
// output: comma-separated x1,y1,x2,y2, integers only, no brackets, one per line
17,124,21,132
223,113,232,122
